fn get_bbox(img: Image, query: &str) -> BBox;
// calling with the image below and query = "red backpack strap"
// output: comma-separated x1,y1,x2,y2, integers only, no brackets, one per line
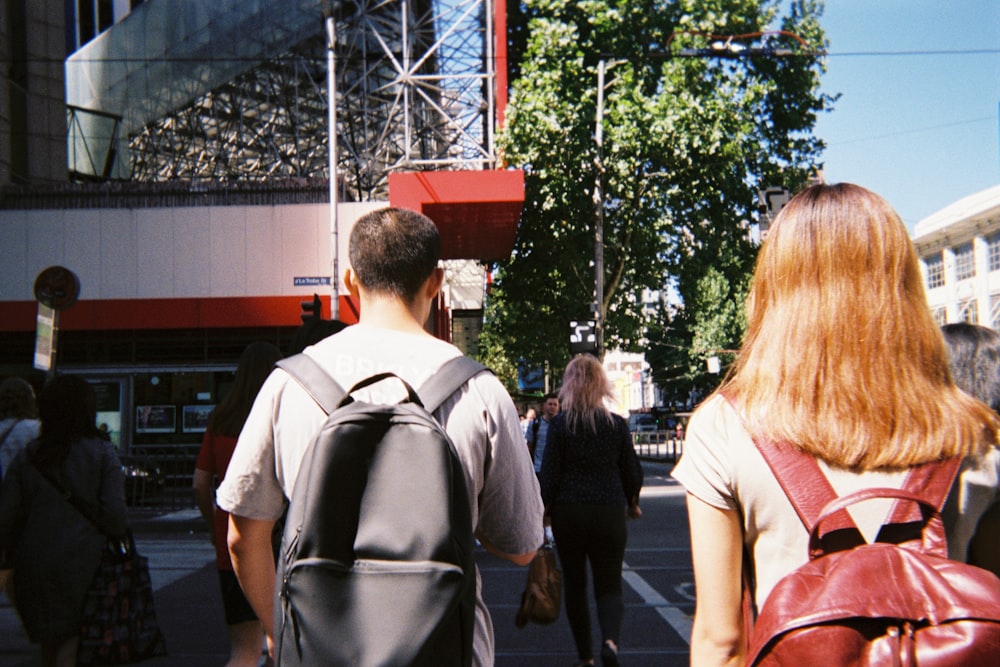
753,440,862,539
887,457,961,522
719,392,859,536
873,457,961,554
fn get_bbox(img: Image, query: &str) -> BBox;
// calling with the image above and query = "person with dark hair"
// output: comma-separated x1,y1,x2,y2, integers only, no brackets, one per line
0,377,40,480
941,322,1000,578
539,354,643,667
527,392,560,473
673,183,1000,665
0,375,126,667
941,322,1000,411
194,341,283,667
287,317,348,356
218,207,543,665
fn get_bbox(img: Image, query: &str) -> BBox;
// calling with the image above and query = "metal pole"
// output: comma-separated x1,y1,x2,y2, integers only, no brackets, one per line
325,4,340,320
593,59,606,358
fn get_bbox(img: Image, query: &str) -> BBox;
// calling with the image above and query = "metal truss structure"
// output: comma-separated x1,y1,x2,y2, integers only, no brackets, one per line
114,0,498,201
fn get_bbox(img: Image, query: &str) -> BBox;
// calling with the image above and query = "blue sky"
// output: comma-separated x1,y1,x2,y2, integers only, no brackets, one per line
813,0,1000,230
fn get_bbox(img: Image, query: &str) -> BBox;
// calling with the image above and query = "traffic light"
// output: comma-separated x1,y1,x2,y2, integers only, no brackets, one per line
301,294,322,322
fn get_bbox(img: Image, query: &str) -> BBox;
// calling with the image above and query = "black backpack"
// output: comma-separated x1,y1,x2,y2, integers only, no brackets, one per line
273,354,486,667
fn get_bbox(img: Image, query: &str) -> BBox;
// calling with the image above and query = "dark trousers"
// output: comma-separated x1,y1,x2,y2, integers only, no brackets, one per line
551,504,627,661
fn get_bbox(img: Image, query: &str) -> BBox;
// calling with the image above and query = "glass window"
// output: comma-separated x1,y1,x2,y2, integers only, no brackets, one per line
955,243,975,281
989,234,1000,272
925,254,944,289
959,298,978,324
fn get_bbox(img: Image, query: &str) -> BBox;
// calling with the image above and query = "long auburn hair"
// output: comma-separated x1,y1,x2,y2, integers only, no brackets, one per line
207,342,282,437
559,354,614,436
719,183,999,469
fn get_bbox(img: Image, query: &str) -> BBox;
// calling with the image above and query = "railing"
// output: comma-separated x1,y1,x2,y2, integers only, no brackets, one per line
631,431,684,462
124,443,202,510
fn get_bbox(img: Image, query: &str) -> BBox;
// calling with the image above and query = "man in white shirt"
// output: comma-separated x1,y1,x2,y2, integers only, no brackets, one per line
217,207,544,665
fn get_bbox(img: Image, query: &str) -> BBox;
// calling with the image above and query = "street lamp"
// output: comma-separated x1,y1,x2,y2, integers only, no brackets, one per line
593,57,626,359
323,1,340,320
666,30,814,59
592,32,812,356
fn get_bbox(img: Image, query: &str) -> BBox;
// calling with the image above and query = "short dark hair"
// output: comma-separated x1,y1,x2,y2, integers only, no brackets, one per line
349,207,441,302
942,322,1000,412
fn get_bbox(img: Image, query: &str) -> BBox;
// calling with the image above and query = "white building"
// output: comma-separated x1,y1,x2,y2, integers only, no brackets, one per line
912,185,1000,328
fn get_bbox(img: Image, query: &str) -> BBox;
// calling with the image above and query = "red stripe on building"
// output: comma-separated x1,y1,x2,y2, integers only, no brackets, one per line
0,295,361,332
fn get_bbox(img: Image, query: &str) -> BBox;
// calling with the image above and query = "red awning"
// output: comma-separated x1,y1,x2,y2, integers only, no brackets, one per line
388,170,524,261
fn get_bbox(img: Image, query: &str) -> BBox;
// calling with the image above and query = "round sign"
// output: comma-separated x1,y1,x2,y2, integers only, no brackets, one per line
33,266,81,311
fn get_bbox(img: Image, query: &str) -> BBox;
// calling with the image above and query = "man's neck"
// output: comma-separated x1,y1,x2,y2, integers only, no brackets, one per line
357,294,433,336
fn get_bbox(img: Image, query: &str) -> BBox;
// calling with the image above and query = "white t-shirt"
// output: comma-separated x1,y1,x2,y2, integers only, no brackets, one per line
672,394,1000,611
217,323,544,666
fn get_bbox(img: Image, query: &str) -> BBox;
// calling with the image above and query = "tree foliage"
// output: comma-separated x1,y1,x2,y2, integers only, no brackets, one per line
483,0,832,395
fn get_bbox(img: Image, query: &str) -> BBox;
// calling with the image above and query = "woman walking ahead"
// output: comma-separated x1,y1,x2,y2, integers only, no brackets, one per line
194,341,283,667
539,354,643,667
672,183,1000,666
0,375,127,667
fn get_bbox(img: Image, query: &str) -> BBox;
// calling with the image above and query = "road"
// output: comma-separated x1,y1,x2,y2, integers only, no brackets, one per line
0,459,693,666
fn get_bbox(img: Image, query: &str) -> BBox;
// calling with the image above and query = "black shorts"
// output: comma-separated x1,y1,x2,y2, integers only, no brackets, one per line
218,569,259,626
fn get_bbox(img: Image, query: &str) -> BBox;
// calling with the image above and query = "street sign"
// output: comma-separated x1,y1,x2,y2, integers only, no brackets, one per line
33,265,80,311
569,320,598,355
34,303,57,371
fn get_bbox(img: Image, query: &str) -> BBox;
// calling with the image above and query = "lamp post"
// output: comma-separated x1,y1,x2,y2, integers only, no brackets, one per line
593,57,625,359
323,1,340,320
592,32,811,357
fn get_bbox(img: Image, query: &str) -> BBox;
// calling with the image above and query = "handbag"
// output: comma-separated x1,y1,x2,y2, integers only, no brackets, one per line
514,540,562,627
30,457,167,664
77,529,168,665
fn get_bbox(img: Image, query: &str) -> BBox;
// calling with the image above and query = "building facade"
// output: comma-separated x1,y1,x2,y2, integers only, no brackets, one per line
1,0,522,501
912,184,1000,329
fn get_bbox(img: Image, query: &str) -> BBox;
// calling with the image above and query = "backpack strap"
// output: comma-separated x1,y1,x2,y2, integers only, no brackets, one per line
277,354,486,416
0,420,19,446
757,440,962,546
417,356,488,413
275,354,347,415
884,457,961,525
754,441,859,537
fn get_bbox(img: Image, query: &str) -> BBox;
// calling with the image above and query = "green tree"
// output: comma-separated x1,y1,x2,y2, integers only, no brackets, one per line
482,0,831,395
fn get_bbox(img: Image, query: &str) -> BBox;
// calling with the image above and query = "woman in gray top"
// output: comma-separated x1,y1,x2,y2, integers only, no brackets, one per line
0,377,40,480
0,375,126,667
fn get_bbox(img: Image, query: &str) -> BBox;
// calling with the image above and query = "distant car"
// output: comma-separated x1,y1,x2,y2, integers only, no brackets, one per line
628,414,658,433
120,455,165,505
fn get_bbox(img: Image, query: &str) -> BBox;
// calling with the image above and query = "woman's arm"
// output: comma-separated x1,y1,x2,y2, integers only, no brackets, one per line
192,468,217,546
686,492,746,667
617,416,643,512
98,442,127,538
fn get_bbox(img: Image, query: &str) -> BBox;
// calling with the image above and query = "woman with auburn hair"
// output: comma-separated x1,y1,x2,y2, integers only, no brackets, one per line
672,183,1000,666
539,354,643,667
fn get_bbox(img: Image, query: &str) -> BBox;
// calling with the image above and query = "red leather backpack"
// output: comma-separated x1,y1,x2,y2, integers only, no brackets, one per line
745,444,1000,666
